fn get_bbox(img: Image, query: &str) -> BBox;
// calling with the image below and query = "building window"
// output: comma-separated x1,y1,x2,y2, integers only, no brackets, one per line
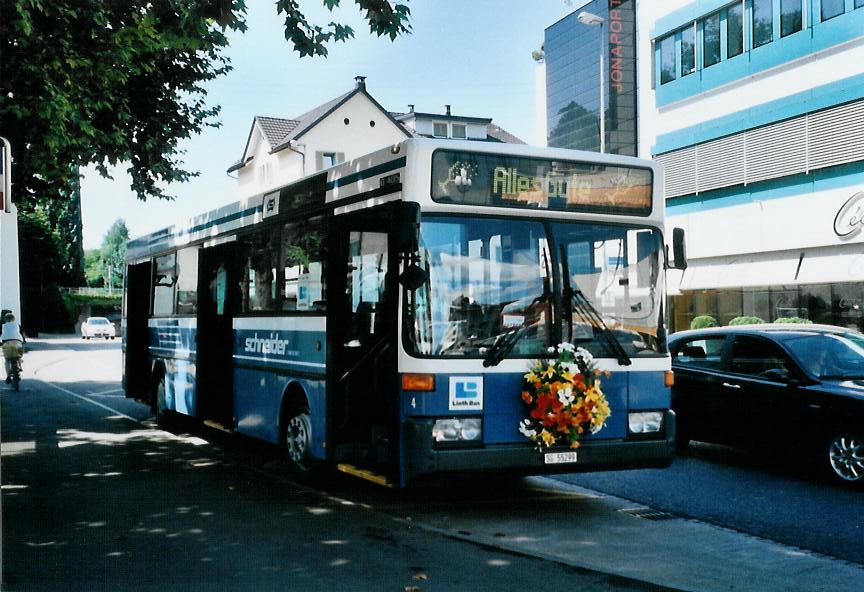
752,0,773,48
856,0,864,9
681,25,696,76
321,153,336,168
452,123,467,139
702,13,721,67
727,2,743,58
659,34,677,83
780,0,803,37
822,0,844,20
433,122,448,137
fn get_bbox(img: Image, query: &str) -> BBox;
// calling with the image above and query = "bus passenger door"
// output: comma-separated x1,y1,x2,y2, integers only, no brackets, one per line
123,260,152,400
329,208,399,473
196,242,238,426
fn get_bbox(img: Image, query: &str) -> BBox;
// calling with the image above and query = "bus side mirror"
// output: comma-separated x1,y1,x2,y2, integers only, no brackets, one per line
671,227,687,270
399,263,429,291
394,201,428,291
394,201,421,255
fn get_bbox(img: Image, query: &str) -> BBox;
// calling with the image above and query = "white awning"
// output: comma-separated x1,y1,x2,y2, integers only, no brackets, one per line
669,245,864,293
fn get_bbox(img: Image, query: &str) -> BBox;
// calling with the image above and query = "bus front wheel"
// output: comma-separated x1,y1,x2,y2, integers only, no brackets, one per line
284,409,314,474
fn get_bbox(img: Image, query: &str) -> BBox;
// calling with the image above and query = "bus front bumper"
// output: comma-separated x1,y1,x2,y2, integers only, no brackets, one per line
404,411,675,484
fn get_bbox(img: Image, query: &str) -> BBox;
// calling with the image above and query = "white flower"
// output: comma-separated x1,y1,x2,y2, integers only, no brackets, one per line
562,362,579,375
557,387,575,406
558,342,576,353
590,422,604,434
518,419,537,438
575,347,594,363
547,346,556,354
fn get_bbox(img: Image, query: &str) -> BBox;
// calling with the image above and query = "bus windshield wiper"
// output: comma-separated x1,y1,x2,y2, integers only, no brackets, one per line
560,245,632,366
483,248,554,368
482,322,530,368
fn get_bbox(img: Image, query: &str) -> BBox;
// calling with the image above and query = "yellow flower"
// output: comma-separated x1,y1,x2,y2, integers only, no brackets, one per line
541,364,556,379
524,370,539,383
540,430,556,447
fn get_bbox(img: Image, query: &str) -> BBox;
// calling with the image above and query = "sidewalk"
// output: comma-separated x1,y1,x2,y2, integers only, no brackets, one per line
392,476,864,592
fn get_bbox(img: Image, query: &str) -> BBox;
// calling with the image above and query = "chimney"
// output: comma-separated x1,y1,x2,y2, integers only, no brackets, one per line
355,76,367,90
445,104,451,116
408,104,414,113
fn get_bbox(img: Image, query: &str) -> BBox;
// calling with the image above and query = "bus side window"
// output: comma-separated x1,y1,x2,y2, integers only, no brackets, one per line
153,253,176,316
345,231,388,345
240,227,281,313
281,217,327,312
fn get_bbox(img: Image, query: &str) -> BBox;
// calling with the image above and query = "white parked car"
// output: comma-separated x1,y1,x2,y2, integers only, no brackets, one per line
81,317,116,340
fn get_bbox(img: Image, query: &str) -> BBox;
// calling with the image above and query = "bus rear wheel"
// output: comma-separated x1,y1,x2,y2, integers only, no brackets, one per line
154,374,170,427
284,410,314,474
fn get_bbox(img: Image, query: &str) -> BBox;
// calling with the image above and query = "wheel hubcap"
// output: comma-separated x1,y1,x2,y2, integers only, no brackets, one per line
286,416,309,463
829,435,864,482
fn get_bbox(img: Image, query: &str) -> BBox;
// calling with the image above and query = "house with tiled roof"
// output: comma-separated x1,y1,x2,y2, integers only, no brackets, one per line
228,77,524,198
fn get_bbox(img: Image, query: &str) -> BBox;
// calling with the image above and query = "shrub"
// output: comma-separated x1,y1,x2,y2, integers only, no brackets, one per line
690,315,718,329
773,317,812,324
729,316,765,326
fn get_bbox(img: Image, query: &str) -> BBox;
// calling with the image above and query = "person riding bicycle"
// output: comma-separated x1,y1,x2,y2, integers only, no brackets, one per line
1,312,25,384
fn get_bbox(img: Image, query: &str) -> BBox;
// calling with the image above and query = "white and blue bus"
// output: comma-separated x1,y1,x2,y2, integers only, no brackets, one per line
123,139,686,488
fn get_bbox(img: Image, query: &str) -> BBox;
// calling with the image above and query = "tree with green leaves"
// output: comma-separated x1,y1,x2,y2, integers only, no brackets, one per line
100,219,130,293
0,0,411,209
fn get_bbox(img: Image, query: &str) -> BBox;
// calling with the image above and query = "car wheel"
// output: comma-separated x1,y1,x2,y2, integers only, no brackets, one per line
826,432,864,486
283,409,314,474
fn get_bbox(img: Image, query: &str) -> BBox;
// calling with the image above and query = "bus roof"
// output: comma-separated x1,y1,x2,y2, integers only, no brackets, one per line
126,139,664,262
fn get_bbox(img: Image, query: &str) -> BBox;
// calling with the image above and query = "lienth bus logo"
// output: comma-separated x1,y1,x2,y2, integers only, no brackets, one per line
449,376,484,410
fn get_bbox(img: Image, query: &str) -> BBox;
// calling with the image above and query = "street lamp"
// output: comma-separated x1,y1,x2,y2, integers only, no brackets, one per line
577,11,606,153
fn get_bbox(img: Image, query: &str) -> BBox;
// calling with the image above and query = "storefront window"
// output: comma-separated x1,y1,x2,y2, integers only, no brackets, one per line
671,283,864,333
831,284,864,330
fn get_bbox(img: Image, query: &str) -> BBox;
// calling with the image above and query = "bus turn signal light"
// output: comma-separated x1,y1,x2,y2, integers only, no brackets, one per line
665,370,675,387
401,373,435,391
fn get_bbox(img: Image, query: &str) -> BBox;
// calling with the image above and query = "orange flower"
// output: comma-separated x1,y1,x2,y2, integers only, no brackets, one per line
521,391,533,404
570,440,580,449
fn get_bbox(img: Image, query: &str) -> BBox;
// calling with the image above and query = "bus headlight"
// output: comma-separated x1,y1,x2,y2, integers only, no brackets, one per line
628,411,664,434
432,418,482,444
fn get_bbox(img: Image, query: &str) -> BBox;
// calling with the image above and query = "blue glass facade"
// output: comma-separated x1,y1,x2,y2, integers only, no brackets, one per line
545,0,638,155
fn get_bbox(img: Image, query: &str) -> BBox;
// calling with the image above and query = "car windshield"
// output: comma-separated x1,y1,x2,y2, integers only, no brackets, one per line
89,318,109,325
403,215,665,358
782,333,864,379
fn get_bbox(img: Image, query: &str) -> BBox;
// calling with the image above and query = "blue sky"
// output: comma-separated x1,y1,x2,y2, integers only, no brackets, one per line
79,1,574,249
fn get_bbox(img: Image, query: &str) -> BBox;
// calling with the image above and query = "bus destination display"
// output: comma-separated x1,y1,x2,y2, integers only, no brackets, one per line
432,150,653,216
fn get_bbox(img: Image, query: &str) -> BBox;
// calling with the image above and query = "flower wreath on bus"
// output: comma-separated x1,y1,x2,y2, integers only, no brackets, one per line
518,343,611,450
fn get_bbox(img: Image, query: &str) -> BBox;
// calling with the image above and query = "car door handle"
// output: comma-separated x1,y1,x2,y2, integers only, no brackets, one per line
722,382,741,389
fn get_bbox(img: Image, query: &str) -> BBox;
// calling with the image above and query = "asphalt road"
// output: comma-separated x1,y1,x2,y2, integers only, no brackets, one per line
554,432,864,564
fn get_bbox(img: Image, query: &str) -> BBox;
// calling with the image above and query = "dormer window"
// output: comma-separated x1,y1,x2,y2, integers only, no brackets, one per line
433,122,448,138
451,123,467,139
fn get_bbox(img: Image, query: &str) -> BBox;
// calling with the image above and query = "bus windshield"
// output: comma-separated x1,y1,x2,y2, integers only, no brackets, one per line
405,215,665,358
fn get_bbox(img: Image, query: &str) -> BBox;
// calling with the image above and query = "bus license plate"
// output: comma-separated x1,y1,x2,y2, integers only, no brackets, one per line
544,451,578,465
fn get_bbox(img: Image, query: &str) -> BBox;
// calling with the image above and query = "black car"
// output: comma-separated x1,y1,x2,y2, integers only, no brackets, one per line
669,325,864,486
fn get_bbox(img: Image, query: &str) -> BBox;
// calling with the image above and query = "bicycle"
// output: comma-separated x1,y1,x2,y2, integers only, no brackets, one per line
3,340,23,391
8,355,20,390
